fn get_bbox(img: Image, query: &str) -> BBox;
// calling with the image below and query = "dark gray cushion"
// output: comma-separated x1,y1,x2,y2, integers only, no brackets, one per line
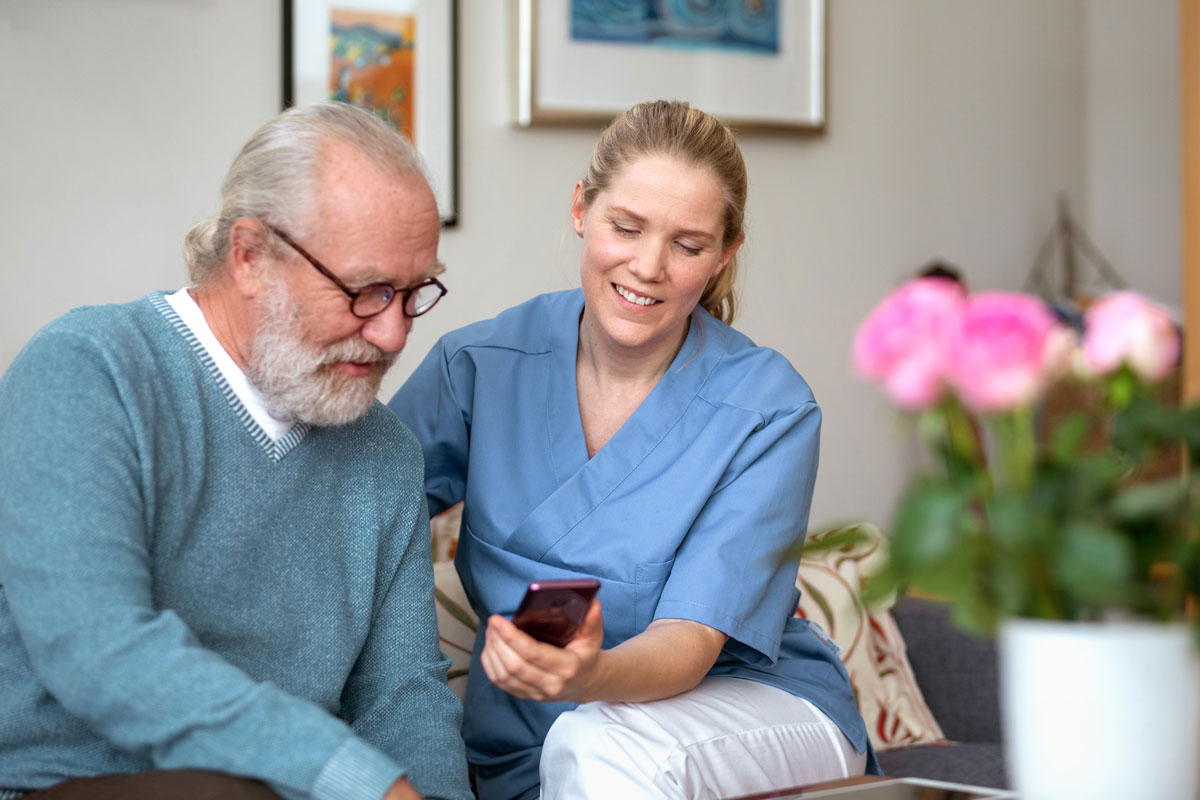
877,742,1008,789
888,596,1002,744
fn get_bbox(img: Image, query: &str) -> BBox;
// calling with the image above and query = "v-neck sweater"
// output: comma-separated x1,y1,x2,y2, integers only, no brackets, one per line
0,293,471,800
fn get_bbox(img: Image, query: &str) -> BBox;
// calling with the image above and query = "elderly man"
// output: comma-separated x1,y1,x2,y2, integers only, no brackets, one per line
0,103,470,800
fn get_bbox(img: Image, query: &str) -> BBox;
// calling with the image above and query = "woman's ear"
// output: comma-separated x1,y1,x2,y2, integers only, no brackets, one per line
569,181,587,238
227,219,273,299
713,231,745,277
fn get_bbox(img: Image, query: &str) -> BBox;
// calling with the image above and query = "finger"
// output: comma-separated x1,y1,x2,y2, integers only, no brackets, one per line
481,636,543,700
480,641,533,698
493,614,574,672
489,622,576,701
486,624,573,700
483,618,553,699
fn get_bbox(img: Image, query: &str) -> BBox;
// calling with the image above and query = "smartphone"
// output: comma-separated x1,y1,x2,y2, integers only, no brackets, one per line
511,578,601,647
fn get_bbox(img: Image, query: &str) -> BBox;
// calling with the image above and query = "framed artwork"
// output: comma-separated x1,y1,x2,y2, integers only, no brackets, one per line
512,0,826,131
283,0,459,225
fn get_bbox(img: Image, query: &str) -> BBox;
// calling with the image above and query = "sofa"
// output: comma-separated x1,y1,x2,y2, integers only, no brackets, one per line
874,595,1008,789
430,511,1009,791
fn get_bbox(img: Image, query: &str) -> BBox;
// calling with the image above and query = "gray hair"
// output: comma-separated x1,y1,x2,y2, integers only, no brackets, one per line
183,102,427,283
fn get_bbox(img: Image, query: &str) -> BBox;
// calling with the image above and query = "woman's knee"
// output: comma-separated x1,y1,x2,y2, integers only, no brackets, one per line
542,703,618,765
541,703,672,798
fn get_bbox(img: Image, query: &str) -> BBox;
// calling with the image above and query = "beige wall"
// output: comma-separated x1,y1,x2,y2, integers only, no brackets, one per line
1083,0,1180,309
0,0,1179,528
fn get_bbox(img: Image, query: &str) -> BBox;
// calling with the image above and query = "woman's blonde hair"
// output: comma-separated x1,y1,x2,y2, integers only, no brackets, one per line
578,100,746,324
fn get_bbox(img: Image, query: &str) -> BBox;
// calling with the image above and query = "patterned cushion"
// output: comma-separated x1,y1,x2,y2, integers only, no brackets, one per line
433,560,475,700
796,525,945,751
430,508,945,752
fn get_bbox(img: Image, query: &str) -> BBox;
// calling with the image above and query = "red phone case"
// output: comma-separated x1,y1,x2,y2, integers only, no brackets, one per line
511,578,601,647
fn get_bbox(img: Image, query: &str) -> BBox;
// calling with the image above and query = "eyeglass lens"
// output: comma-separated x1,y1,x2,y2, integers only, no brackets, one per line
350,280,445,318
405,282,445,316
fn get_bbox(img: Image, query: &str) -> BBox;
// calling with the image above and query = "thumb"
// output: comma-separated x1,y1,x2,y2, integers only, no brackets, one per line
569,599,604,650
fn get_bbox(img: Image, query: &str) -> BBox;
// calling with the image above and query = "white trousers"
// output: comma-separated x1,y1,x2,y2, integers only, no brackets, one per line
538,677,867,800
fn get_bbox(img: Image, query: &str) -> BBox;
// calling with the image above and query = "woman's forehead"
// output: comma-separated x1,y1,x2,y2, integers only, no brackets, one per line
597,155,725,227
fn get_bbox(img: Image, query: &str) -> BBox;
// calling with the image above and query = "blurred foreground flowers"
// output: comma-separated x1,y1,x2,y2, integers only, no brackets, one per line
853,279,1200,637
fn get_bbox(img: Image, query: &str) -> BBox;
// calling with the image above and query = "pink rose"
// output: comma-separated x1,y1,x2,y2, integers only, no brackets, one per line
944,292,1070,413
852,278,966,409
1081,291,1180,382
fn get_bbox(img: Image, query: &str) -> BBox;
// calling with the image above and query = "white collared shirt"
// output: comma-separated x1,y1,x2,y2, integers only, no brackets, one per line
165,288,296,441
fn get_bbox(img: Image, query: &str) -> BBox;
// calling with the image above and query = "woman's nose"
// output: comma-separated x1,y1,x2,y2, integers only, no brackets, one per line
627,239,668,282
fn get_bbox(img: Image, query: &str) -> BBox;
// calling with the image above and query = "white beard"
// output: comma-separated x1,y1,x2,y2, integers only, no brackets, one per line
246,279,397,427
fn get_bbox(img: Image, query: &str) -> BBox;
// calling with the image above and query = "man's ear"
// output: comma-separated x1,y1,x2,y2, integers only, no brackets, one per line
228,219,273,299
569,182,587,238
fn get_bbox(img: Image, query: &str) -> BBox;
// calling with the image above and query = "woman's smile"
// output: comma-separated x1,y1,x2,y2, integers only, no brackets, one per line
613,283,660,307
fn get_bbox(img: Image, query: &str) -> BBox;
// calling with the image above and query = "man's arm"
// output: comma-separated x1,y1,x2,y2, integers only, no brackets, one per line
0,327,405,800
337,490,471,800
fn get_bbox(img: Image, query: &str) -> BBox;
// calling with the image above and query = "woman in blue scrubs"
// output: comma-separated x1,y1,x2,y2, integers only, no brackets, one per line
389,100,876,800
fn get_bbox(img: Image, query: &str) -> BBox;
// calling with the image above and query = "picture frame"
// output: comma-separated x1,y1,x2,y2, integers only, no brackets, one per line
283,0,459,225
512,0,826,131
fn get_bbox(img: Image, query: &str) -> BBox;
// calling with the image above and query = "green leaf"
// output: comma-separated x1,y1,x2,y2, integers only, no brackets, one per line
910,545,976,600
1180,540,1200,603
1105,368,1138,410
986,492,1038,548
800,524,873,556
988,554,1036,623
860,565,904,608
1111,478,1190,522
888,482,969,570
1049,411,1092,463
1176,403,1200,456
434,586,479,632
948,585,1002,636
1058,454,1126,512
1053,522,1135,609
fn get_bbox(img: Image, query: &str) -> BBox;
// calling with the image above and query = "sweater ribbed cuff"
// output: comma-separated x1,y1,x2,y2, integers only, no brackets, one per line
312,737,407,800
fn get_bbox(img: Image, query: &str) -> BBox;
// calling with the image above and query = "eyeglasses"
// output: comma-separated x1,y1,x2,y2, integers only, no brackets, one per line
269,226,447,319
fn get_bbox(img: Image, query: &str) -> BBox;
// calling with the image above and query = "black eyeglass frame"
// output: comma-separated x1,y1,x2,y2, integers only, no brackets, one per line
268,225,447,319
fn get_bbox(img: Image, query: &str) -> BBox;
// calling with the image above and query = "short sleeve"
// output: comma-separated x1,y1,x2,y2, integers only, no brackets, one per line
388,337,473,516
652,400,821,662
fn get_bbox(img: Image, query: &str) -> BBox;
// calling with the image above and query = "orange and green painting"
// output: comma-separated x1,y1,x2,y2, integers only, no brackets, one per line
329,9,416,142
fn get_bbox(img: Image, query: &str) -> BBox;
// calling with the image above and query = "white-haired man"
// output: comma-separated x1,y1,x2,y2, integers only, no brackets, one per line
0,103,469,800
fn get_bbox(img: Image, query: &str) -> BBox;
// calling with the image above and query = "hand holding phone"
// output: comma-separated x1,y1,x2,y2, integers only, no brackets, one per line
511,578,600,647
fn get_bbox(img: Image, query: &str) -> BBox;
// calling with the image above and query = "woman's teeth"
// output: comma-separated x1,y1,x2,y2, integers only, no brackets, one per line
615,285,657,306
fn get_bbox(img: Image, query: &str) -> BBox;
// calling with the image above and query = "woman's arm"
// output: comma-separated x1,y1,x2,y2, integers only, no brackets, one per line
478,602,728,704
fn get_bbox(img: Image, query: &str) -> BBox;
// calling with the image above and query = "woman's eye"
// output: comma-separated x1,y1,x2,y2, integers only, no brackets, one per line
676,242,703,257
611,222,637,237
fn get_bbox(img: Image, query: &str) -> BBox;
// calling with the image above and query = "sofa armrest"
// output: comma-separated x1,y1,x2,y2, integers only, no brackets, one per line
888,596,1002,744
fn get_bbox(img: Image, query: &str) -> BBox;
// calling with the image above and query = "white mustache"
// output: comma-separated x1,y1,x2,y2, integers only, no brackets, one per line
318,339,395,368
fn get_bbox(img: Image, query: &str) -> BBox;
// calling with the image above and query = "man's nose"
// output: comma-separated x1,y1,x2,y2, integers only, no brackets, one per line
360,302,412,355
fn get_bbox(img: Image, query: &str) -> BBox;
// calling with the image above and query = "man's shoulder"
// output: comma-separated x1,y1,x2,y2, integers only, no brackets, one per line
328,401,425,467
32,293,168,347
9,294,171,374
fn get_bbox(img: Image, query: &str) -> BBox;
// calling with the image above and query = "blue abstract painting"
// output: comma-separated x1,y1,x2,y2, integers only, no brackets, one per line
571,0,780,54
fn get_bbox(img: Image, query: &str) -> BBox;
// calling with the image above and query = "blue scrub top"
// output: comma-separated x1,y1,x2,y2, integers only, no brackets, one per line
389,290,876,799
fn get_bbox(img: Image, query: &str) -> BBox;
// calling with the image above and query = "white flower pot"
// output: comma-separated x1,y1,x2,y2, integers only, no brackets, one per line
999,618,1200,800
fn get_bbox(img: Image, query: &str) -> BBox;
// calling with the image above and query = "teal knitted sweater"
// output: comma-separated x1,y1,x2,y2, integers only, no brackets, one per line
0,294,471,800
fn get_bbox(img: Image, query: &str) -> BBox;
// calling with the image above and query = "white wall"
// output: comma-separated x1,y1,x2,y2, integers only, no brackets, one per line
1083,0,1180,311
0,0,1179,529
